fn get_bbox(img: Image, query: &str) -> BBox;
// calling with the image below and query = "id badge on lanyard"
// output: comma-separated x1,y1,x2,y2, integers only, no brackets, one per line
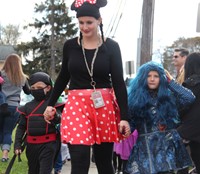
91,90,105,108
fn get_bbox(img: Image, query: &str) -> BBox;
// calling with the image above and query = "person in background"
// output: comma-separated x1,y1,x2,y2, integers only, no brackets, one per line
53,88,67,174
14,72,64,174
0,75,6,108
0,54,30,162
172,48,191,174
172,48,189,84
173,48,194,174
113,149,123,174
126,61,195,174
43,0,130,173
53,125,63,174
54,150,63,174
113,129,138,174
177,52,200,174
61,143,71,164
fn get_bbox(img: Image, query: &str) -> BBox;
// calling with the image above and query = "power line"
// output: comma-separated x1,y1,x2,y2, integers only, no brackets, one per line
111,0,127,38
105,0,120,36
105,0,124,37
107,0,123,37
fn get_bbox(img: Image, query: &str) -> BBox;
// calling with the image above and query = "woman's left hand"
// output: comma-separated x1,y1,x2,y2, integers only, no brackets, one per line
118,120,131,137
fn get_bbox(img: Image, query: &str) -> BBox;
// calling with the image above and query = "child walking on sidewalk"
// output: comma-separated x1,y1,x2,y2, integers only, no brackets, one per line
14,72,64,174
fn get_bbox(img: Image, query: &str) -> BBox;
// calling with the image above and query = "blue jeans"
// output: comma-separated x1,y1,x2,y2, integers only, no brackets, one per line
0,91,6,105
54,124,62,173
54,149,63,173
0,105,19,151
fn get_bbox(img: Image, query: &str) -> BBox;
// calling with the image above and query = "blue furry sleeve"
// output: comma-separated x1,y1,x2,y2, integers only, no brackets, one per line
168,80,195,108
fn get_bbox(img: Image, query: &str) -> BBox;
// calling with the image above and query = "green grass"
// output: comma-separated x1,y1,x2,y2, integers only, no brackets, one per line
0,128,28,174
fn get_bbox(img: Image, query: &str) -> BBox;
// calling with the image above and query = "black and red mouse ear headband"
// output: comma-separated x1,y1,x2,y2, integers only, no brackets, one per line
71,0,107,10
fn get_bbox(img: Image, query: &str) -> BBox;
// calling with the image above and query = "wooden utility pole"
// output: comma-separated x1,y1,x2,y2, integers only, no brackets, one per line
139,0,155,66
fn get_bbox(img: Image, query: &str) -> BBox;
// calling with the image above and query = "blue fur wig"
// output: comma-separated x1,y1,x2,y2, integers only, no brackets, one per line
128,61,178,123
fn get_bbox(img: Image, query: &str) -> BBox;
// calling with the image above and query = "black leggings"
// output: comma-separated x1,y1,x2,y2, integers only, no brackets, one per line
68,142,114,174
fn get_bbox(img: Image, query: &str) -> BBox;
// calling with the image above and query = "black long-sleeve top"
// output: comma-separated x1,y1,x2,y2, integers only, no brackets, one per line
48,37,128,120
14,95,63,149
178,75,200,143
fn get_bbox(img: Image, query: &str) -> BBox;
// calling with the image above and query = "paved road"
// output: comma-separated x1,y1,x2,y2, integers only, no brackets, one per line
61,161,98,174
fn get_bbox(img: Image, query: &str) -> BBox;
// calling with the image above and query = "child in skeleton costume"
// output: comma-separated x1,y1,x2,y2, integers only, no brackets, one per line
126,61,195,174
14,72,64,174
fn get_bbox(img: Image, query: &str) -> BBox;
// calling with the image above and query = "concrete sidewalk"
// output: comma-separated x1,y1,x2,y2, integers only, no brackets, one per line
61,161,98,174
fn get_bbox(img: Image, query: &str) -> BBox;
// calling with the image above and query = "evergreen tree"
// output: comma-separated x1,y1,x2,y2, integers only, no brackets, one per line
17,0,78,79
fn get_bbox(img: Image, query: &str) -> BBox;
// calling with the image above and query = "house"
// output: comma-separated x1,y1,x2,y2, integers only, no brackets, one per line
0,45,16,69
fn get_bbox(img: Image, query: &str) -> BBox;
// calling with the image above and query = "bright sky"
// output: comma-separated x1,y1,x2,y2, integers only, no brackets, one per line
0,0,200,70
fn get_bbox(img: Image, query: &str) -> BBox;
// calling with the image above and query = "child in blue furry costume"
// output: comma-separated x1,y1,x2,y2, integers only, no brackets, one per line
126,61,195,174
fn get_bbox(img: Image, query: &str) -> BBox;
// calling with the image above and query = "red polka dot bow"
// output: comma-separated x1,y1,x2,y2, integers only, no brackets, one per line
75,0,97,8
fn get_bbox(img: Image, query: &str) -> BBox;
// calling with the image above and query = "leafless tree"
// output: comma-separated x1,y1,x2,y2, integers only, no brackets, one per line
0,24,21,45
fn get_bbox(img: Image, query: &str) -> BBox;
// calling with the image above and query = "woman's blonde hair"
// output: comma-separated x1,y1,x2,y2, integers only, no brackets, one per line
2,54,28,86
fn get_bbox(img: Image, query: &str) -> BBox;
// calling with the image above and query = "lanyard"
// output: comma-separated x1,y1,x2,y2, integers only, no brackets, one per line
81,40,99,90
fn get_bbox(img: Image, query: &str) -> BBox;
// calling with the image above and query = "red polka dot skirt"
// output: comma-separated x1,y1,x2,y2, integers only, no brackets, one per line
61,88,123,145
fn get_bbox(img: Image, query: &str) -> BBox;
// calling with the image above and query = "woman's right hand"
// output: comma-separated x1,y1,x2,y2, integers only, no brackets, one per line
43,106,56,124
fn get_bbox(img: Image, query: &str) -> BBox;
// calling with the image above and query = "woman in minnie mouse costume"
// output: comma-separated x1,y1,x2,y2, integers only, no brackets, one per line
43,0,131,173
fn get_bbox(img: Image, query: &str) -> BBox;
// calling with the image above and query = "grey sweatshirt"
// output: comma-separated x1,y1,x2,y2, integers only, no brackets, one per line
1,71,26,107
